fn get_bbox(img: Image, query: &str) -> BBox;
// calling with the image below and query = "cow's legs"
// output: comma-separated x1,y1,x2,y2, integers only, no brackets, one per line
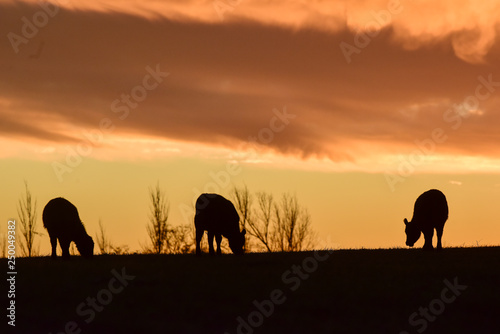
195,228,204,256
60,238,71,259
208,231,215,256
49,234,58,259
422,227,434,250
436,226,444,250
215,234,222,255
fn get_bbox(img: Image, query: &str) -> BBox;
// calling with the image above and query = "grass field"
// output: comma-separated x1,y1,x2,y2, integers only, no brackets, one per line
4,247,500,334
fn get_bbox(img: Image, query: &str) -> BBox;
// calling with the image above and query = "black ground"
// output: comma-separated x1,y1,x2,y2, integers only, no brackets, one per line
4,247,500,334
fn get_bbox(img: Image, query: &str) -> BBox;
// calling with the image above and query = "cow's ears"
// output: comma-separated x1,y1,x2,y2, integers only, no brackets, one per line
242,229,246,236
404,219,409,225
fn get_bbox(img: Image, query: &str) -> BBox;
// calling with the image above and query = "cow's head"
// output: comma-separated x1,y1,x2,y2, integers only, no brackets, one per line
76,234,94,258
229,229,246,255
404,218,421,247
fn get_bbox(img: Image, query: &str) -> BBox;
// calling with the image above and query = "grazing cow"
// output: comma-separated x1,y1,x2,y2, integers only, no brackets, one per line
42,197,94,259
194,193,246,255
404,189,449,250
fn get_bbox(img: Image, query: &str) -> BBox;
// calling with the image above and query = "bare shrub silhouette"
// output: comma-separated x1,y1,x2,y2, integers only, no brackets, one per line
169,224,195,254
231,185,252,252
94,219,131,255
146,182,170,254
96,219,111,255
110,244,130,255
245,191,274,252
17,181,40,257
273,192,314,252
232,186,315,252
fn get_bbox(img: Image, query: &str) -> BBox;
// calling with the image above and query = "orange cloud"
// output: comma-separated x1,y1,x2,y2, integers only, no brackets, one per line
1,1,500,173
6,0,497,63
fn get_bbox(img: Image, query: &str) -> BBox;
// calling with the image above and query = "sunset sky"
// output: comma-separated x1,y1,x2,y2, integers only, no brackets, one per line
1,0,500,254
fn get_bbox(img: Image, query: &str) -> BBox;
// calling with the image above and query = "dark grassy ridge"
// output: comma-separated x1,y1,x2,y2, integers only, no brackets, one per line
4,247,500,334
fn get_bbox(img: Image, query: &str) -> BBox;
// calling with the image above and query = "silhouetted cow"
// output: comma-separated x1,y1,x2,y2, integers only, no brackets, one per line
195,193,246,255
42,197,94,259
404,189,448,250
